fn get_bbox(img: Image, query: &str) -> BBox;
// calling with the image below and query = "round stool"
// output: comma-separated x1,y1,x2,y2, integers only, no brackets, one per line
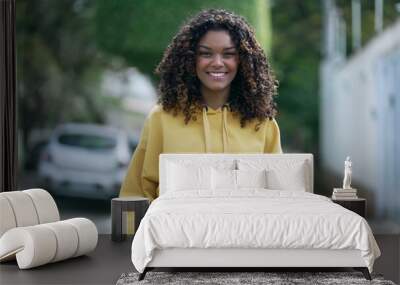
111,197,149,242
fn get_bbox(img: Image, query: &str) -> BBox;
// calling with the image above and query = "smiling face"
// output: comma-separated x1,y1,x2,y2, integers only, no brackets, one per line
195,30,239,99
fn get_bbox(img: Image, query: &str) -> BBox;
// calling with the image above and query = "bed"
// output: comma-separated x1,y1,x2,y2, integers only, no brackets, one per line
130,154,381,281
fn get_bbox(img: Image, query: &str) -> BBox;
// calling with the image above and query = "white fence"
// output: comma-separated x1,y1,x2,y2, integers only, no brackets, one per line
320,20,400,222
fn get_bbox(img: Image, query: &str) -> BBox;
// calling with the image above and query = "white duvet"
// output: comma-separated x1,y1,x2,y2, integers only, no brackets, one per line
131,190,380,273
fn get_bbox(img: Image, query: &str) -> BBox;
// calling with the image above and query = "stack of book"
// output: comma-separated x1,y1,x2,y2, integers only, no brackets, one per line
332,188,358,200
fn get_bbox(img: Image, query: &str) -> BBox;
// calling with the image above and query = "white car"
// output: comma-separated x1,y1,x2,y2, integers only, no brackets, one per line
38,123,133,200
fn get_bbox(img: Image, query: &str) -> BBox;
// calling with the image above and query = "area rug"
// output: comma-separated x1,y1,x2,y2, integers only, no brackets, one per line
116,271,396,285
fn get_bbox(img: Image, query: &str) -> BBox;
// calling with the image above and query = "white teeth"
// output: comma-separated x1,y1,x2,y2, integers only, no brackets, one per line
209,72,226,77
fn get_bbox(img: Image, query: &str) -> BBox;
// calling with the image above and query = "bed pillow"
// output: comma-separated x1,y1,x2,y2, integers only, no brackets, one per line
237,159,308,191
211,169,268,190
236,169,268,189
266,164,307,191
167,163,212,192
211,168,237,190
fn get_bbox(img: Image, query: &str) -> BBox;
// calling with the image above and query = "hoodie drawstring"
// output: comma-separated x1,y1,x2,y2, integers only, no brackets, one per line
222,105,229,153
202,107,211,153
202,104,229,153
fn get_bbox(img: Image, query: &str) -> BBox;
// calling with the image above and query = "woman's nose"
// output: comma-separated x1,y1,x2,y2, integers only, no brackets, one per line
211,54,224,67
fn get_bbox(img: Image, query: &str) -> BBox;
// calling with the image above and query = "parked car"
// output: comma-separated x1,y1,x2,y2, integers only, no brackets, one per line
38,123,132,200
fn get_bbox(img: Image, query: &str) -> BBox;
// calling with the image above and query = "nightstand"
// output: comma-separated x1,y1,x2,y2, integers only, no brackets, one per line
111,197,150,241
331,198,366,217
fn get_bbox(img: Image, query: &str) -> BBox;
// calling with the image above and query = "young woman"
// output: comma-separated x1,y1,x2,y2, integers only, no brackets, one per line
120,9,282,200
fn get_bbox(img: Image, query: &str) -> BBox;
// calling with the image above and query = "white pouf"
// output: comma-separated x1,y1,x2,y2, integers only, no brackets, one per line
0,189,98,269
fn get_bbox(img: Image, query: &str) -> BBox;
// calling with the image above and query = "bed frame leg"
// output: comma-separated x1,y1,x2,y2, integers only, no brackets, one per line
354,267,371,280
138,268,148,281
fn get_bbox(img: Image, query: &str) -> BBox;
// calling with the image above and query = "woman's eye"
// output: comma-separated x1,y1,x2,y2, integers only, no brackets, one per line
223,53,236,58
199,52,212,57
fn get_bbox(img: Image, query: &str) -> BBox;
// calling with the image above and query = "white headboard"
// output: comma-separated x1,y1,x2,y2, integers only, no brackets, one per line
159,154,314,194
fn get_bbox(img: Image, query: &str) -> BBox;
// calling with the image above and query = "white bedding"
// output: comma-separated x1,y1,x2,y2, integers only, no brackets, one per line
131,190,380,273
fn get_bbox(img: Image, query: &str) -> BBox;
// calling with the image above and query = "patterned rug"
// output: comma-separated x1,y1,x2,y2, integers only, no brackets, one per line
116,271,396,285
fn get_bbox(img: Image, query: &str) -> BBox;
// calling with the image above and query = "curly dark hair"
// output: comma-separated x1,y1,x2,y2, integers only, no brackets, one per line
155,9,278,130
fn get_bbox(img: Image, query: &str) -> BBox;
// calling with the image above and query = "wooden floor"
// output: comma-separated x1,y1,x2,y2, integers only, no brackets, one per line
0,234,398,285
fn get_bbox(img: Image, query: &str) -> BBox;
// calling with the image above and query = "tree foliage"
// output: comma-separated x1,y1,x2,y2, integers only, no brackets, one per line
271,1,322,152
93,0,271,76
17,0,106,156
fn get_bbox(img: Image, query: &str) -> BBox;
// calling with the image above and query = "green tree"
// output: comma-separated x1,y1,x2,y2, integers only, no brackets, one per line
271,1,322,152
94,0,271,76
17,0,107,164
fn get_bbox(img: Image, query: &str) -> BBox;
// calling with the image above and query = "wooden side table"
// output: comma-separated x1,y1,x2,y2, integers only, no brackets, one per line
111,196,150,242
331,198,366,217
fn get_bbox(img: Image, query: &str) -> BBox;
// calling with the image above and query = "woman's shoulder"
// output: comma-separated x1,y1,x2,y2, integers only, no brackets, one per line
148,104,163,115
250,116,280,134
146,104,181,122
265,117,279,127
147,104,168,119
262,117,280,135
264,117,279,128
246,116,279,128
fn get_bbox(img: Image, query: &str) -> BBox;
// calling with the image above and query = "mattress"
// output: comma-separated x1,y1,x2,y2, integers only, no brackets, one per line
131,190,380,273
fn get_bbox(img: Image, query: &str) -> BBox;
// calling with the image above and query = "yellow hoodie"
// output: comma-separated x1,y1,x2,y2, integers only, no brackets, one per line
119,104,282,200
